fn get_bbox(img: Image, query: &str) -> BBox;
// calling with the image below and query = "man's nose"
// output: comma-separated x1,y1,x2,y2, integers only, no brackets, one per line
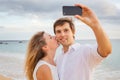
61,32,65,36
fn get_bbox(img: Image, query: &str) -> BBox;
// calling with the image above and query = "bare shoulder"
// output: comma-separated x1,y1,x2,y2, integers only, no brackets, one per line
36,64,52,80
37,64,51,72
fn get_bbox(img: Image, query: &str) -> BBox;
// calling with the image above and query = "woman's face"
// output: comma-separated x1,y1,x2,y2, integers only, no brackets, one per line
43,33,59,50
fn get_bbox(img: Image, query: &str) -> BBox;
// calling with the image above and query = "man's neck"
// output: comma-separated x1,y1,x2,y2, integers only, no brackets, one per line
63,41,75,53
63,46,69,53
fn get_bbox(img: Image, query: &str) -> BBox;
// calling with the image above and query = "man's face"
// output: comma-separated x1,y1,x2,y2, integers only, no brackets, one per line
55,22,74,47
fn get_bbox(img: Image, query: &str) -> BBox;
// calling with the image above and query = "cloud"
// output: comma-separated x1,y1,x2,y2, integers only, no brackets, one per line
0,0,119,20
0,0,62,16
0,0,120,39
0,26,4,28
0,0,120,26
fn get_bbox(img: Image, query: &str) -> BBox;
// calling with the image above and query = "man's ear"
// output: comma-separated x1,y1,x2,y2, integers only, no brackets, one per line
73,31,75,35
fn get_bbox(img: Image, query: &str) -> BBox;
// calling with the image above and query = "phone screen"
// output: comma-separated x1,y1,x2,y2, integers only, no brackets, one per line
63,6,82,16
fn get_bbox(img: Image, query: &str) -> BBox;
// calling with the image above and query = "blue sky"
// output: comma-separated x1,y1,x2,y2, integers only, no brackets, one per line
0,0,120,40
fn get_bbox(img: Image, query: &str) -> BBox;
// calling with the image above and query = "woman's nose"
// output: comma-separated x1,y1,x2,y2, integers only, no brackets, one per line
52,36,56,40
54,36,58,41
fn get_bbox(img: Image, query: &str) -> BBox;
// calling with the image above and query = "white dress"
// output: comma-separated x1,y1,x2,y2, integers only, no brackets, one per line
33,60,59,80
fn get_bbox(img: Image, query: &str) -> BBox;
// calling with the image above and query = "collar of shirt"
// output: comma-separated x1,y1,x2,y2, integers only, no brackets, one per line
61,43,80,54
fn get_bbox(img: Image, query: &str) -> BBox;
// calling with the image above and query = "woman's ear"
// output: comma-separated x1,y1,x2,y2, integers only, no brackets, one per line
42,45,48,51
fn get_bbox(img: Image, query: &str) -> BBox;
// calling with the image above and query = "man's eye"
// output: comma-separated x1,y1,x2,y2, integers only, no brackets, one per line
56,30,61,33
64,29,68,32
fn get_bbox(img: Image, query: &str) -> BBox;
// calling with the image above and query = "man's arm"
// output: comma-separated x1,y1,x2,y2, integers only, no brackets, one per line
75,3,112,57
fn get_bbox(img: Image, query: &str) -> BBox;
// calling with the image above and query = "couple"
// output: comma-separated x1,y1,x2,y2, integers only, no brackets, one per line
24,3,112,80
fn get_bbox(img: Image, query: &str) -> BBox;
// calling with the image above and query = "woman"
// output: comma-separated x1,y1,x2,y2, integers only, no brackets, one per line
24,31,59,80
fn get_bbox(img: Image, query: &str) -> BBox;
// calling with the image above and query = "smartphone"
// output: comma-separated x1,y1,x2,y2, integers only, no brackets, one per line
63,6,82,16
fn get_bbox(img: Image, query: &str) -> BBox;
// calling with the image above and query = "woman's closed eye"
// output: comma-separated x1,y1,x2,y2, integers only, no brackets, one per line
49,35,53,39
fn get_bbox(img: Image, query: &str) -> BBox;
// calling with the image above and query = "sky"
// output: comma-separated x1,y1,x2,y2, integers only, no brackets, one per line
0,0,120,40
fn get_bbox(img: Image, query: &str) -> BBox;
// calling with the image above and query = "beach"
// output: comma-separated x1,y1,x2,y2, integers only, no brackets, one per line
0,75,12,80
0,39,120,80
0,54,26,80
1,54,120,80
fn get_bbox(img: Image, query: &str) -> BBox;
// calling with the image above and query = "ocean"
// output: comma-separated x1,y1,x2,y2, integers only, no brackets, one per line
0,39,120,80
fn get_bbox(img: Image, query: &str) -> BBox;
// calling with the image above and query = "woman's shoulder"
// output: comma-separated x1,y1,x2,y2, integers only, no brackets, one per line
36,64,53,80
33,60,53,80
37,64,51,74
35,60,50,70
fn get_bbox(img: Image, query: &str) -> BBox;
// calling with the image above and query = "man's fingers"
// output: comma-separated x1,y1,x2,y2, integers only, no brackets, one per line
75,15,84,22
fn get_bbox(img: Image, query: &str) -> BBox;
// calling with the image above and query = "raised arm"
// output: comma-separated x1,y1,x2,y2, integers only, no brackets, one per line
75,3,112,57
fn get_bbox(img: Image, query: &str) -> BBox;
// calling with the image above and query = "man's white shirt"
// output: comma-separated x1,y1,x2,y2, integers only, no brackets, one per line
55,43,104,80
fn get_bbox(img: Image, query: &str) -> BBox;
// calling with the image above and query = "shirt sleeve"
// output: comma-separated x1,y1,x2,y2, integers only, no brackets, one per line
84,44,105,69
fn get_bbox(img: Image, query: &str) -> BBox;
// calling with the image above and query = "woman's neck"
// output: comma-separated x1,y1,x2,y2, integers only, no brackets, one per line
42,57,55,66
42,51,55,66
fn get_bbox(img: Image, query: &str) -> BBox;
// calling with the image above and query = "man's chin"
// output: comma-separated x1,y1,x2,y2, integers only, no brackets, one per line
62,43,68,46
59,41,68,46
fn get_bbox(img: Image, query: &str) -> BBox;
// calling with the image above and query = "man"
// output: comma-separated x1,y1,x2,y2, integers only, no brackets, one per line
53,4,112,80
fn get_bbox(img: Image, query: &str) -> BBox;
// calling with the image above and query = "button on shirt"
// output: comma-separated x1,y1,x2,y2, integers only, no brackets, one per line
56,43,104,80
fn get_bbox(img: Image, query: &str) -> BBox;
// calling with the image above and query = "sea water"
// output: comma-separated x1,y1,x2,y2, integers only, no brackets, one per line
0,39,120,80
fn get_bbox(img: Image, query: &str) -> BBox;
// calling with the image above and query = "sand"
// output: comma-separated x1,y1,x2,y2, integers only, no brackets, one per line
0,54,26,80
0,75,12,80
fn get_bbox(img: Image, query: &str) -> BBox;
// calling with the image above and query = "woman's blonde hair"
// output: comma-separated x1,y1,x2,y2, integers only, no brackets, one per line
24,31,46,80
